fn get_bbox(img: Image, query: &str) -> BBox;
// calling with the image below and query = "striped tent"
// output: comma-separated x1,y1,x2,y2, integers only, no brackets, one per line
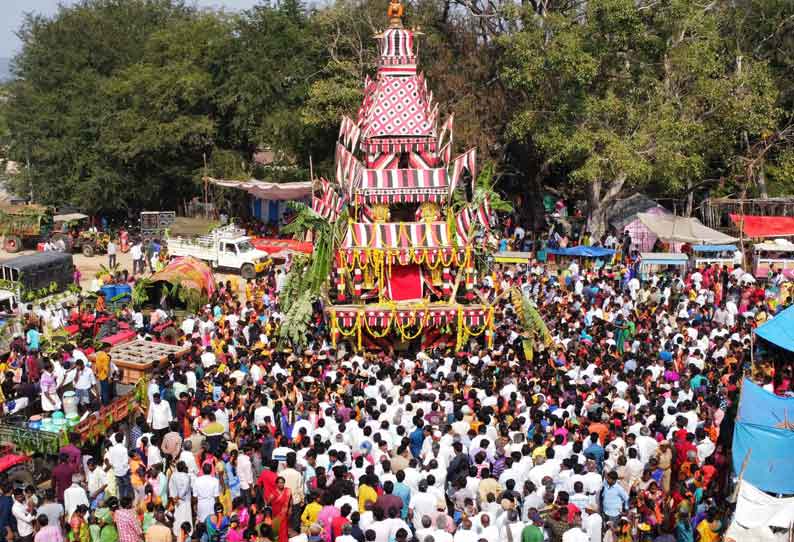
377,28,417,76
342,221,450,249
356,169,448,204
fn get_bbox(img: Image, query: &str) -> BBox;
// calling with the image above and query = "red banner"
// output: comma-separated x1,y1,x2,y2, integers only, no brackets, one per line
252,238,313,256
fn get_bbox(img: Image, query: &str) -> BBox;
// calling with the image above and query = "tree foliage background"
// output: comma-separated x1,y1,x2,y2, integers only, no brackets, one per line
0,0,793,230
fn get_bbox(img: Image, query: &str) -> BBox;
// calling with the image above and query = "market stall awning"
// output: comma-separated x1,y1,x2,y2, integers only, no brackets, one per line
638,212,738,244
733,377,794,494
639,252,689,265
546,246,615,258
692,244,737,252
494,251,533,264
753,239,794,252
342,221,450,249
150,256,217,296
356,169,448,204
53,213,89,222
755,304,794,352
730,214,794,238
205,177,313,201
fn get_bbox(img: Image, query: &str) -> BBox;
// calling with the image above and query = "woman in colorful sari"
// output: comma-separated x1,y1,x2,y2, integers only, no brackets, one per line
205,502,229,542
267,476,291,542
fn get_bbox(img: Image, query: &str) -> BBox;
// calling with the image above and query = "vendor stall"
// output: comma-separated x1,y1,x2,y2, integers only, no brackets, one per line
691,244,739,269
545,245,615,270
752,239,794,279
638,212,738,244
638,252,688,281
730,213,794,238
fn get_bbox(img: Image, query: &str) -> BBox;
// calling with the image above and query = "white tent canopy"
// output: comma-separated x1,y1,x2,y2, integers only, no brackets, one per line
638,212,738,244
205,177,313,201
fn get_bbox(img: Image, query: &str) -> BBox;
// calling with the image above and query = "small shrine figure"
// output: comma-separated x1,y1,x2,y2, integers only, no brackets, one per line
387,0,404,27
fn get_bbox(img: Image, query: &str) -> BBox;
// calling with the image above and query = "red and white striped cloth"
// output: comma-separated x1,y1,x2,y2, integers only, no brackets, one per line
342,221,450,249
455,207,473,244
450,148,476,197
312,178,346,222
356,168,448,204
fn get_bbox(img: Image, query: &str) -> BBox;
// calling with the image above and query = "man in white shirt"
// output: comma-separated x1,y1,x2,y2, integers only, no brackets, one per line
73,360,96,406
147,393,173,438
181,316,196,336
200,349,216,369
408,481,437,530
130,242,143,275
193,464,220,522
85,458,108,508
107,433,132,498
236,447,254,498
63,474,89,520
562,514,591,542
179,441,199,477
12,488,36,541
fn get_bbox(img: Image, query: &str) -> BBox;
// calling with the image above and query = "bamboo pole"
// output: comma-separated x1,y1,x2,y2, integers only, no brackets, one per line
729,448,752,504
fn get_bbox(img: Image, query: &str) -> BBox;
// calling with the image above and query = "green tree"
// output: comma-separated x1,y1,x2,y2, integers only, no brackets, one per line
501,0,785,234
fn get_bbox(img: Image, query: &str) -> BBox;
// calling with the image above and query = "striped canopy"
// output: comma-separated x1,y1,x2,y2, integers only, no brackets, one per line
356,168,448,204
343,221,451,249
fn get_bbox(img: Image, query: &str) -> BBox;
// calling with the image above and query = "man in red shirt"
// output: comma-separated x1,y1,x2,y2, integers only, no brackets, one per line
331,503,352,539
256,460,277,494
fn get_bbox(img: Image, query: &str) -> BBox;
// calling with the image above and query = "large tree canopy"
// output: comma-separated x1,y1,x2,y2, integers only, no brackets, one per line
0,0,792,224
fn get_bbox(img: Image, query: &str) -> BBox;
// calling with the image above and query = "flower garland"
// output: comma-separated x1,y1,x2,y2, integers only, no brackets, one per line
330,310,362,350
362,310,393,338
395,308,431,341
455,304,495,350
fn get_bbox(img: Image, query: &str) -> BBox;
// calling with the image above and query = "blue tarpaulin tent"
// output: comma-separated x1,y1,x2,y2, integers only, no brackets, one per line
692,244,738,252
545,246,615,258
755,305,794,352
733,378,794,494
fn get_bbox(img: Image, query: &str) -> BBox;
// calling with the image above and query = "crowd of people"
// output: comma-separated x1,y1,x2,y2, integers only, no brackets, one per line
0,223,792,542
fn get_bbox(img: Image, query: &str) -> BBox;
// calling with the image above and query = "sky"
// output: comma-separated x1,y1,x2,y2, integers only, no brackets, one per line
0,0,262,58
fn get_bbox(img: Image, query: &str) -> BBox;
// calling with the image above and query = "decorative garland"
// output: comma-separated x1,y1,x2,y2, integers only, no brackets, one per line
395,308,431,341
362,310,393,338
330,310,362,350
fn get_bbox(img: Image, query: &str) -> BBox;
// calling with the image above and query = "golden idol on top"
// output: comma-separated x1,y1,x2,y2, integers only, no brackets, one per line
387,0,404,28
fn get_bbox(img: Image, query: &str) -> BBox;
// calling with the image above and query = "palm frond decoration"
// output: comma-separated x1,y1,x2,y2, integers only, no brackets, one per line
511,287,551,347
279,201,349,348
452,161,513,214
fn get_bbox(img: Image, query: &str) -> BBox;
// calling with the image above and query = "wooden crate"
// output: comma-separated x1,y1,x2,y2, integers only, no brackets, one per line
105,339,188,385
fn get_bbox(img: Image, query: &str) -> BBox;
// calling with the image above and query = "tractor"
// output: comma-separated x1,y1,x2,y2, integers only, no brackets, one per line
51,213,107,257
0,203,54,253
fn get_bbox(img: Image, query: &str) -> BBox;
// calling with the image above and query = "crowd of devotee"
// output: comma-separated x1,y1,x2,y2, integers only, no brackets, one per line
0,223,790,542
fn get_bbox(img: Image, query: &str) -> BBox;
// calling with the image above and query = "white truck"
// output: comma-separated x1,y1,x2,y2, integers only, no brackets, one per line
166,225,270,278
